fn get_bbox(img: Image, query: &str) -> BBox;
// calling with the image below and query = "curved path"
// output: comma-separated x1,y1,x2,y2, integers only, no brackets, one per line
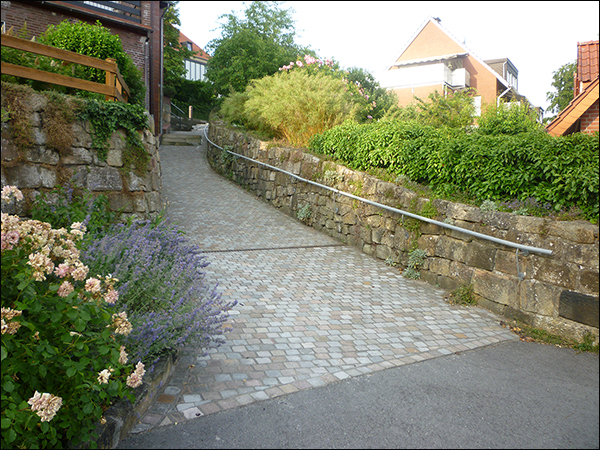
126,127,517,433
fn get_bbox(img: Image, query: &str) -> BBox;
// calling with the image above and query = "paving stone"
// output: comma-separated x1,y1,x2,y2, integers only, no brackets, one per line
127,130,517,433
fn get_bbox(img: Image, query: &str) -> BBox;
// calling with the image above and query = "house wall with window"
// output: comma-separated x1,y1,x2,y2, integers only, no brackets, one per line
178,30,210,82
382,18,522,110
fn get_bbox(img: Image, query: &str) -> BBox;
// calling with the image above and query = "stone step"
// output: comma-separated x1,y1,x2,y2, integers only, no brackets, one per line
160,134,202,146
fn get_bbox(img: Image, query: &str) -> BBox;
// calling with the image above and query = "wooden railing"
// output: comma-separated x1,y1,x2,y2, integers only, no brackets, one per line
1,34,130,102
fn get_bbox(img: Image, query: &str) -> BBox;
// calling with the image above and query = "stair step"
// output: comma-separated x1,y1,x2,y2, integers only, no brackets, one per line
160,134,202,146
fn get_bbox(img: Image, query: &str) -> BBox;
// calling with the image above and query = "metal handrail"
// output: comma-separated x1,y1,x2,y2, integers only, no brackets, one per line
170,102,186,116
203,126,553,256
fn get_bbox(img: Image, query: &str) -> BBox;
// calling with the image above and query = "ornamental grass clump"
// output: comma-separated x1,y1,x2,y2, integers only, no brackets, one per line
80,218,235,364
1,186,145,449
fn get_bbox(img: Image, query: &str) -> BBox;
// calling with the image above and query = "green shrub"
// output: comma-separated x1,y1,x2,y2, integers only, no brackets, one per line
382,89,476,129
39,20,145,105
403,248,427,279
242,70,360,147
477,100,543,135
309,120,599,221
30,184,119,238
2,187,144,449
448,284,477,305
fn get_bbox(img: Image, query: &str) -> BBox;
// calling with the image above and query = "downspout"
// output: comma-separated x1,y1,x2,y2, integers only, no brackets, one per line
497,60,512,106
497,85,511,106
159,5,169,136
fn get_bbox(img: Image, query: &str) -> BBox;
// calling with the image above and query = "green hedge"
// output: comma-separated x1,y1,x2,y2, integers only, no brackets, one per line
309,120,599,221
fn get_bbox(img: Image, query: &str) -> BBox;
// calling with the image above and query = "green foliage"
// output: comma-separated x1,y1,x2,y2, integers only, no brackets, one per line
383,89,476,129
297,203,312,223
403,248,426,279
38,20,145,105
546,61,576,118
206,1,310,95
573,332,599,354
30,184,119,239
448,284,477,305
242,70,360,147
78,99,149,175
171,79,219,121
309,120,599,221
477,100,543,135
1,188,142,449
480,199,499,212
162,2,196,98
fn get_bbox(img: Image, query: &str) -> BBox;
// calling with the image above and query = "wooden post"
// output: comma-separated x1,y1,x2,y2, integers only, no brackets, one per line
189,105,193,119
105,58,116,101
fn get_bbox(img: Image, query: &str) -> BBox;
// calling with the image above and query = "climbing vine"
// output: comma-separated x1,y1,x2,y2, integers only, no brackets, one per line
78,99,150,175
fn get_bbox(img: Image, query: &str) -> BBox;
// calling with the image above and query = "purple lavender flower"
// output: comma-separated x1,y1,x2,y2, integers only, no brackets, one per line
80,218,236,364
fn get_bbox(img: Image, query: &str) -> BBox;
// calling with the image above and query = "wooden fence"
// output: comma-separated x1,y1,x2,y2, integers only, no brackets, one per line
1,33,130,102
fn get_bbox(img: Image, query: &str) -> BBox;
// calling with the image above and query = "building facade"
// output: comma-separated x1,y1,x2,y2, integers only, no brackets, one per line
378,17,536,115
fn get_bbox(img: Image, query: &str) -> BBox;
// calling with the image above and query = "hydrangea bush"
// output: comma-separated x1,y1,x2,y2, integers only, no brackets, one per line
1,186,144,449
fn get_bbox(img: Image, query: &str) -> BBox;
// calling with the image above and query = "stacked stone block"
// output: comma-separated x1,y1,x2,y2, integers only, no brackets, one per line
1,92,162,221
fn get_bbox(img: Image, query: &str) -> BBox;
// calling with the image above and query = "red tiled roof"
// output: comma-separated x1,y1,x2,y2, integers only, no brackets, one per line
178,30,210,61
577,40,599,82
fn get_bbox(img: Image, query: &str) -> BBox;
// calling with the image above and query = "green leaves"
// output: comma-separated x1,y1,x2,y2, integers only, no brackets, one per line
243,70,359,147
38,20,145,105
206,1,308,95
310,120,599,222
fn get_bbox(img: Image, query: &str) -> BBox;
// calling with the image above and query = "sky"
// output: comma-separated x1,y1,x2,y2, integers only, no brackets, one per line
177,1,600,116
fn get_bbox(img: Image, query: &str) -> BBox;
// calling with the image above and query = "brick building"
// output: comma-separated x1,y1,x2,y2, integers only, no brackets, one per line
547,40,599,136
1,0,169,134
378,17,538,115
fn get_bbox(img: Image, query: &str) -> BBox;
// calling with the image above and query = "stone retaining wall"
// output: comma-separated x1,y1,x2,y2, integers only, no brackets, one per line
1,91,162,221
207,121,599,343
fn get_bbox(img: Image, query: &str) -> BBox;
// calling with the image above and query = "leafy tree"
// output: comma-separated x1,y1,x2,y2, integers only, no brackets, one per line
477,99,543,135
171,78,219,120
546,61,576,118
205,1,309,95
345,67,398,121
162,1,195,98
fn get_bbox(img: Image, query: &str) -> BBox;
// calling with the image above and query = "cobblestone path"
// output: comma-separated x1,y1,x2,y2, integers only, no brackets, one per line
131,129,516,433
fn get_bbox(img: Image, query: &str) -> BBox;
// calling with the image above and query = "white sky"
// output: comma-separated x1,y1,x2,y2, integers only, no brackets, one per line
178,1,600,116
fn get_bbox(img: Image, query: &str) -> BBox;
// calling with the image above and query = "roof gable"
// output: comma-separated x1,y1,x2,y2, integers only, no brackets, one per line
178,30,210,61
546,76,599,136
388,17,511,89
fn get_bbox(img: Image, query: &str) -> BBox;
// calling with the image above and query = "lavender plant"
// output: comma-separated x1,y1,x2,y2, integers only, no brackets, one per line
80,219,235,364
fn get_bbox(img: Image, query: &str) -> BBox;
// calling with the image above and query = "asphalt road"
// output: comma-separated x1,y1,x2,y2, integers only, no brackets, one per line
118,340,599,449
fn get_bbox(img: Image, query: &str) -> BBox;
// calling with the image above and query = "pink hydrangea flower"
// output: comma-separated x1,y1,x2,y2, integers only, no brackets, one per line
85,277,102,293
27,391,62,422
57,281,74,298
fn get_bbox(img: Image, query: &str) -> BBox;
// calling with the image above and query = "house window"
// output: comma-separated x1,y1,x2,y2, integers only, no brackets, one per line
185,59,206,81
506,71,517,90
